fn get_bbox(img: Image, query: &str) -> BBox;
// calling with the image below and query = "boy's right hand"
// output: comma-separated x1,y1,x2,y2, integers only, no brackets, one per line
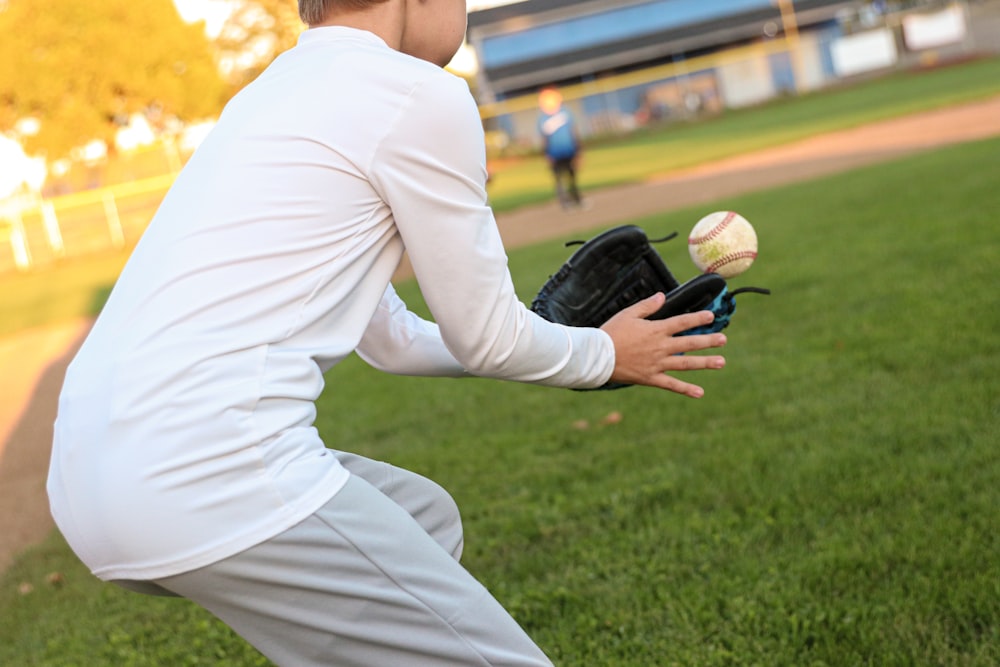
600,293,727,398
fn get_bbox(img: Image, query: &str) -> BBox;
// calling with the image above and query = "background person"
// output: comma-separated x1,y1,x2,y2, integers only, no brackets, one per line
537,86,584,210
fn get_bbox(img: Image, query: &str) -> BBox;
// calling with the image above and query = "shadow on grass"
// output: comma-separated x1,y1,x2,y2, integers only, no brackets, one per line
0,325,89,573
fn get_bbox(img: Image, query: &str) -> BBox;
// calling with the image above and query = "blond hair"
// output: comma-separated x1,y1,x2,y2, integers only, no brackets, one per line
298,0,391,25
538,87,563,115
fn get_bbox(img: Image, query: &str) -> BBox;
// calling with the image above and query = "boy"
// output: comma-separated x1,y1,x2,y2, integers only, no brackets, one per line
537,86,584,210
48,0,727,664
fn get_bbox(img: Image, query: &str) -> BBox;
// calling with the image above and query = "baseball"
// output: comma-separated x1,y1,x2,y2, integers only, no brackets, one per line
688,211,758,278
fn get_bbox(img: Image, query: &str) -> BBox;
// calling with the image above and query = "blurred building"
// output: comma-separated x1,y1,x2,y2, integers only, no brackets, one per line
468,0,845,98
466,0,986,148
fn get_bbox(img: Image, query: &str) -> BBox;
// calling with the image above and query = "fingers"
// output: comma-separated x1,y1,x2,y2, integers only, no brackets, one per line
600,305,729,397
647,375,709,399
646,310,728,355
670,330,727,355
607,297,715,336
657,309,717,336
665,353,726,371
634,351,726,396
619,292,666,320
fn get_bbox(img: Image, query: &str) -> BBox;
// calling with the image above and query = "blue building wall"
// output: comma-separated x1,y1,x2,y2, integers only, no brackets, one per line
480,0,777,70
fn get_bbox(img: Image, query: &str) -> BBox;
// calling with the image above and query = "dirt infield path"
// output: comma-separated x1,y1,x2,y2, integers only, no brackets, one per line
2,95,999,574
486,95,1000,252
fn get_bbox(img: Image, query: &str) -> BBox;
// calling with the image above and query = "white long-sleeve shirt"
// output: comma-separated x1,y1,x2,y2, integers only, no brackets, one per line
47,27,615,582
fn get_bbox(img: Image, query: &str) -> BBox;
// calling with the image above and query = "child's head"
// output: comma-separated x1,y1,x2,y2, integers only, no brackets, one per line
298,1,387,25
299,0,467,68
538,87,563,114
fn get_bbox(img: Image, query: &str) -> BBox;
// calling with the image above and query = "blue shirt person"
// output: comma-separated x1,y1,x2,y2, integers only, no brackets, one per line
537,87,585,209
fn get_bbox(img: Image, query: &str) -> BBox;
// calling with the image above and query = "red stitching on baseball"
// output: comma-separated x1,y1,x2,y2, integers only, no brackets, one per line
689,211,735,245
706,249,757,274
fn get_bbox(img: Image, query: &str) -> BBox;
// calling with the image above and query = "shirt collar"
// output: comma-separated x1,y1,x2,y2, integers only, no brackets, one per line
296,25,389,50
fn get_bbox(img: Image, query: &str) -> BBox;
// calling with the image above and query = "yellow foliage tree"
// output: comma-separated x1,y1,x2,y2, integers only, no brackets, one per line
215,0,305,91
0,0,226,159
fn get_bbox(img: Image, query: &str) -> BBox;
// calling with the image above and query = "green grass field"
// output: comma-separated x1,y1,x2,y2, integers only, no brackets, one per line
3,54,1000,666
3,129,998,664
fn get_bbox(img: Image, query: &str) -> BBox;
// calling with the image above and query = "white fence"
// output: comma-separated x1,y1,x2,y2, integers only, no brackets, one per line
0,175,174,274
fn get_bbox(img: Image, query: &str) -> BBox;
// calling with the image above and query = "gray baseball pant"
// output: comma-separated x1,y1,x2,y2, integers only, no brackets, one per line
115,452,554,666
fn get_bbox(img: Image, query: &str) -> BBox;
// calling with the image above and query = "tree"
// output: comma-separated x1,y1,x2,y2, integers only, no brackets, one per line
215,0,304,90
0,0,227,159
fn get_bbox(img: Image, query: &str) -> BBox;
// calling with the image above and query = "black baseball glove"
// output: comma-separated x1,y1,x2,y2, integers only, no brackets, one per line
530,224,769,389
